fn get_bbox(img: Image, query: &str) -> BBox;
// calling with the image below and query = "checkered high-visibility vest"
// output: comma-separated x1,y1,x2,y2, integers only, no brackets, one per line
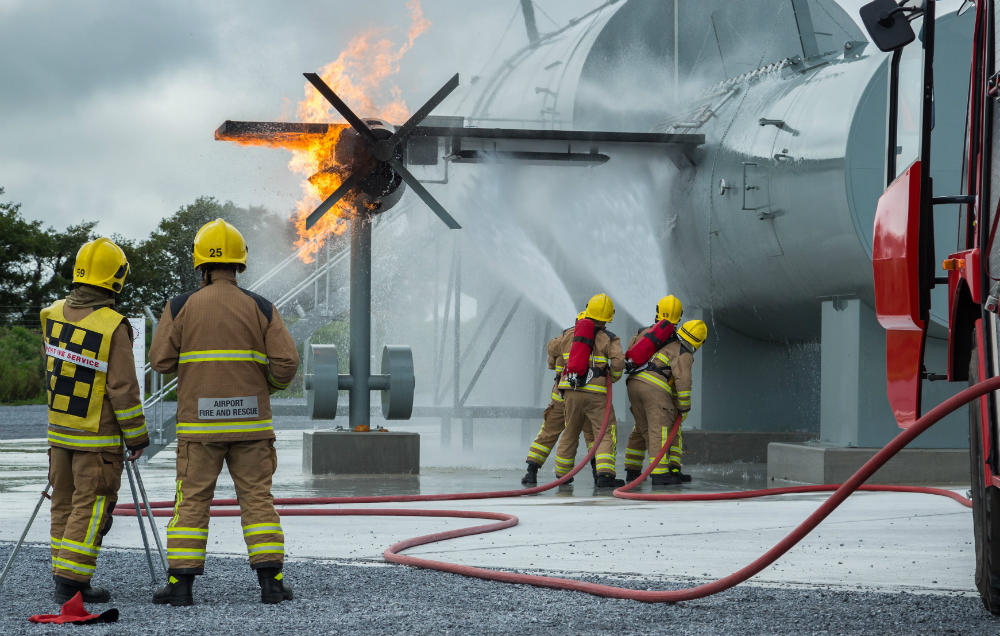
40,299,124,432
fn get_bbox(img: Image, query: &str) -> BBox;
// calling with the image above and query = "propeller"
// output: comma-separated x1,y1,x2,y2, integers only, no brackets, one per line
302,72,462,230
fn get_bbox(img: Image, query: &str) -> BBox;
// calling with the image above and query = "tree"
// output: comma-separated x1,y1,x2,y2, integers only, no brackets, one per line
0,188,38,322
114,197,302,316
0,188,96,325
23,221,98,318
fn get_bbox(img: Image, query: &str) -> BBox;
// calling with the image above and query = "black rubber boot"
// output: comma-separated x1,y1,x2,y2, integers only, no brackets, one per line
258,568,294,604
651,472,682,486
53,576,110,604
671,468,693,483
625,469,642,483
153,573,194,606
521,462,540,485
594,474,625,488
590,457,598,480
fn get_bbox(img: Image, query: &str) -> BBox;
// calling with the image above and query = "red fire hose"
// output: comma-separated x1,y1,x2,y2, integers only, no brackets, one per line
122,374,1000,602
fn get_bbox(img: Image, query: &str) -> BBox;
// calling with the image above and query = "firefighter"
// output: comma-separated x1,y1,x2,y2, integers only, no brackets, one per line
149,219,299,606
623,296,683,481
552,294,626,488
41,237,149,604
521,313,596,486
625,318,707,485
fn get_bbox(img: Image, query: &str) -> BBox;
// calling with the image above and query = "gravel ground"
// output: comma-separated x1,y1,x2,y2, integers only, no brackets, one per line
1,543,996,635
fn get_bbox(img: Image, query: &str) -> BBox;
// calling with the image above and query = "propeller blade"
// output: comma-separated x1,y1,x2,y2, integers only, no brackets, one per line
303,73,377,145
389,158,461,229
388,73,460,146
304,161,373,230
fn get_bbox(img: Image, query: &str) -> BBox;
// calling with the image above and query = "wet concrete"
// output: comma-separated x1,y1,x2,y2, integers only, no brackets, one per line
0,428,978,598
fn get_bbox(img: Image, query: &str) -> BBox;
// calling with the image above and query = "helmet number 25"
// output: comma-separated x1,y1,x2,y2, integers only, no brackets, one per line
209,248,222,257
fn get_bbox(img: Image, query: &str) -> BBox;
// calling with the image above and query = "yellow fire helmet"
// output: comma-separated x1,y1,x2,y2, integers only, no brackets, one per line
584,293,615,323
656,295,683,324
576,311,586,321
678,319,708,351
73,237,129,293
193,218,248,272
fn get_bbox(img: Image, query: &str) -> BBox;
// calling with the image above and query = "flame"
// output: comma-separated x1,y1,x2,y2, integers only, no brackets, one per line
223,0,431,263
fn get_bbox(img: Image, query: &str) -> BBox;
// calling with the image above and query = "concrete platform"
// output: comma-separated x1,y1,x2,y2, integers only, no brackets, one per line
683,430,815,464
303,430,420,475
767,442,970,485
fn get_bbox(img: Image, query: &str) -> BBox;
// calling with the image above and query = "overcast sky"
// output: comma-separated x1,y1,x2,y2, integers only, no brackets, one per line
0,0,605,240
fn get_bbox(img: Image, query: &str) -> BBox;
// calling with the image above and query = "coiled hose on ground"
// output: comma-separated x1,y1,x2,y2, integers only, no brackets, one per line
121,375,1000,602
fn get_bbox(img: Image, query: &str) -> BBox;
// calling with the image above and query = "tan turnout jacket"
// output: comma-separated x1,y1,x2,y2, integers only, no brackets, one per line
626,328,693,412
149,269,299,442
551,323,624,395
546,326,573,403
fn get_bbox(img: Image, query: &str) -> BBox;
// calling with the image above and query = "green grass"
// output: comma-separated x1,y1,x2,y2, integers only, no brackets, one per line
3,395,47,406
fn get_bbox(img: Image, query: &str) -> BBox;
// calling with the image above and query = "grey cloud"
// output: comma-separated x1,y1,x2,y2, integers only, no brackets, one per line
0,0,218,110
1,0,604,240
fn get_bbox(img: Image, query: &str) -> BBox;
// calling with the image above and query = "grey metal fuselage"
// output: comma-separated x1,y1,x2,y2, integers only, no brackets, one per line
454,0,973,342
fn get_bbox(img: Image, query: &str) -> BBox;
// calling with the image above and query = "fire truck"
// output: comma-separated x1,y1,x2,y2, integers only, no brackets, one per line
862,0,1000,612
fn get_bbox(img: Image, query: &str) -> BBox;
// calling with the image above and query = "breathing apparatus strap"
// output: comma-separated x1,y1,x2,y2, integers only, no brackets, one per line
572,334,595,348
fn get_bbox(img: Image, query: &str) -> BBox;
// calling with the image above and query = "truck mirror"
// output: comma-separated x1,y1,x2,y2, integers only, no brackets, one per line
860,0,918,52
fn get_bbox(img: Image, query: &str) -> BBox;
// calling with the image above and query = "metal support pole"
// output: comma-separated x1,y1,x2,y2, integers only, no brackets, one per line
124,458,158,584
348,216,373,429
519,0,540,44
432,243,440,400
453,236,461,410
0,485,50,592
790,0,820,60
673,0,679,95
460,297,521,406
132,462,168,575
442,414,451,447
462,416,473,451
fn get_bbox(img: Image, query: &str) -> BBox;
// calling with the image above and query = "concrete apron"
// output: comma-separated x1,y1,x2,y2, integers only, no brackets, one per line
0,431,976,595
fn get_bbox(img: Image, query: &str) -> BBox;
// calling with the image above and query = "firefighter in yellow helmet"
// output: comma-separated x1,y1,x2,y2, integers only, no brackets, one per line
551,294,626,487
623,296,683,481
41,237,149,604
625,314,707,485
149,219,299,605
520,311,597,485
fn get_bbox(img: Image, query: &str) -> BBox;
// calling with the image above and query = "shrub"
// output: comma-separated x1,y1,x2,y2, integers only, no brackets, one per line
0,326,45,404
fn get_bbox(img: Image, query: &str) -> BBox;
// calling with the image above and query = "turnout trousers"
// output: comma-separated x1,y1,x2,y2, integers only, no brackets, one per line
49,447,123,583
624,380,682,474
524,398,595,469
166,439,284,574
556,390,618,477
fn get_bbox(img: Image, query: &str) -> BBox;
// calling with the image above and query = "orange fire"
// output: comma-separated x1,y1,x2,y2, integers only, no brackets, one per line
224,0,431,263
